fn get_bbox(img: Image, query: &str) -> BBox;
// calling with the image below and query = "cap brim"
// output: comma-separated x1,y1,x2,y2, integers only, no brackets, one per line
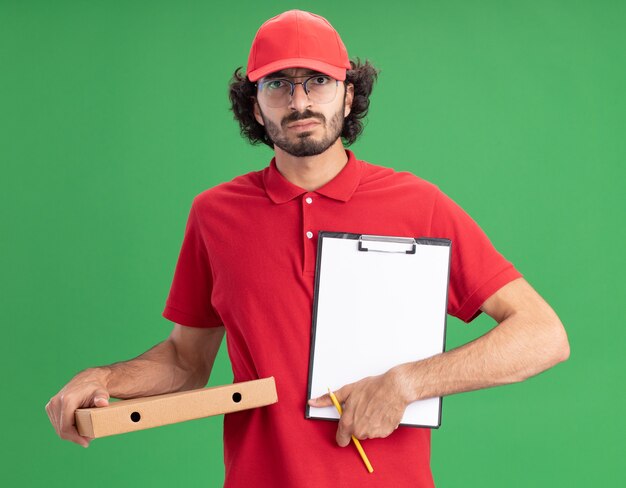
248,57,348,82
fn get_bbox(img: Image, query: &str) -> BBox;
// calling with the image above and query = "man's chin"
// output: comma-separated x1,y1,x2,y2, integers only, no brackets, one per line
283,145,328,158
271,129,340,157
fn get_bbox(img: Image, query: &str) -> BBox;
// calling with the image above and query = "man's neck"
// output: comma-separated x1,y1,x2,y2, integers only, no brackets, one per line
273,139,348,192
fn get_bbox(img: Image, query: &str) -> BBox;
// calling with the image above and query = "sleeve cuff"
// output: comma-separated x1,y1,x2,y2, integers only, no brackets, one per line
453,266,523,323
162,304,222,328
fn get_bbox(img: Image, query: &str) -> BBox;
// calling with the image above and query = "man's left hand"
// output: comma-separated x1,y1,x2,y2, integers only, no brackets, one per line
307,366,413,447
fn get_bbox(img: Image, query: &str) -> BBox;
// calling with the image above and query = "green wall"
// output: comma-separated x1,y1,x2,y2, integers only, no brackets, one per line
1,1,623,486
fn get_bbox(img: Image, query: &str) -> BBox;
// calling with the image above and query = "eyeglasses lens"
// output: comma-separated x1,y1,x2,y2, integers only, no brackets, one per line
258,76,338,108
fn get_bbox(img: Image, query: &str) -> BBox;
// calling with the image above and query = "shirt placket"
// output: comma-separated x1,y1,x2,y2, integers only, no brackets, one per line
301,192,318,275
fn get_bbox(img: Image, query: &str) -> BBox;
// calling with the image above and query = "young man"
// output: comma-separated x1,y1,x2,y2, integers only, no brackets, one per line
46,10,569,487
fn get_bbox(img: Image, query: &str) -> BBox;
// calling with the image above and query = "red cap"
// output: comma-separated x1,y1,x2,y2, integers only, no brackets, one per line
246,10,351,82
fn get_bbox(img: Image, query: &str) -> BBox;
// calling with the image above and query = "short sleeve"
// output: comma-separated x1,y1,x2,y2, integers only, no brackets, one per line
429,188,522,323
162,200,223,328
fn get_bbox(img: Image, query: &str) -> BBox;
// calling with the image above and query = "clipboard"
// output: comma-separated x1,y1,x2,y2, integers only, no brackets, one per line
306,232,451,428
75,377,277,438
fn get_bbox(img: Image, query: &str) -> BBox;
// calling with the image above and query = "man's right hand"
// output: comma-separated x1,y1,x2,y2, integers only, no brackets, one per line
45,324,225,447
45,368,110,448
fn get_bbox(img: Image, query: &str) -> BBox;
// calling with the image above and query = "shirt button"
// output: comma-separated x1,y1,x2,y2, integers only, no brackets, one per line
305,197,313,204
306,231,313,239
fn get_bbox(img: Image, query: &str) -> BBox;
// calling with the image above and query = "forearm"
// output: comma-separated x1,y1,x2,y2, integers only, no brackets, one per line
310,279,570,446
47,324,224,446
393,306,570,402
87,340,208,400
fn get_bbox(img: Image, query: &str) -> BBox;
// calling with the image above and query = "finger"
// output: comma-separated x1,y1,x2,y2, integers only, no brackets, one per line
50,399,65,438
307,394,333,407
336,416,353,447
45,399,60,436
59,395,92,447
92,389,110,408
309,383,353,407
79,435,93,448
336,400,356,448
332,384,352,404
67,389,109,446
48,377,110,447
67,428,91,447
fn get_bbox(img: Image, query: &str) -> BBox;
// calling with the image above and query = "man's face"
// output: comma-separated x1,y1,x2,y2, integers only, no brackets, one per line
253,68,354,157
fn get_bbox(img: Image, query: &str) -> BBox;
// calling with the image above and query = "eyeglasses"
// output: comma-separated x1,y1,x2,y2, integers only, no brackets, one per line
256,75,340,108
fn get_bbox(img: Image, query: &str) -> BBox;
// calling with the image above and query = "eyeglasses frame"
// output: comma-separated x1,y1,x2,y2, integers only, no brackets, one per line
255,74,340,106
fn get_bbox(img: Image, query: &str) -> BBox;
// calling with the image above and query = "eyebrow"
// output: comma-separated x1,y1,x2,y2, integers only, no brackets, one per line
265,69,325,79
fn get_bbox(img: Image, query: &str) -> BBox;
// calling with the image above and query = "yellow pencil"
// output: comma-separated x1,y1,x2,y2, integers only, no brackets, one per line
328,388,374,473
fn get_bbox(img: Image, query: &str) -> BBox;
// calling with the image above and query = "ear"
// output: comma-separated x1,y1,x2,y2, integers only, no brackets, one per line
252,98,265,126
344,83,354,118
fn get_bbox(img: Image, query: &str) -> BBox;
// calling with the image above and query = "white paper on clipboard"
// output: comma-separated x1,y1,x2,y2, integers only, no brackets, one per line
306,232,451,428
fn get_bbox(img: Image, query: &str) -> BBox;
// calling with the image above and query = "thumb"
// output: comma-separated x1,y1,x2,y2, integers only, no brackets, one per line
308,393,333,407
331,384,351,405
92,389,110,408
308,384,352,408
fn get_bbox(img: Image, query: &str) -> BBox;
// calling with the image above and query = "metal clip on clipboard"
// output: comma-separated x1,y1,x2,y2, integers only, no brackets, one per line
357,235,417,254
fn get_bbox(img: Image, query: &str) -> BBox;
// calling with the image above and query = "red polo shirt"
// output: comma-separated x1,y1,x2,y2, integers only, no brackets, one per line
163,149,521,487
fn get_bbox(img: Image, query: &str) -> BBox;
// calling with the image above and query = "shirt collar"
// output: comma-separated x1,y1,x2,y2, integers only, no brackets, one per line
263,149,362,204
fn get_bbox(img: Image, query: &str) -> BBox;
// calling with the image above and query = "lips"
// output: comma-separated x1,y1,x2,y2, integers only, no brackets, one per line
287,119,320,130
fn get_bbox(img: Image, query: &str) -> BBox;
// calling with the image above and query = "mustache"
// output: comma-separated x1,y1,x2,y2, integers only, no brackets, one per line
281,110,325,128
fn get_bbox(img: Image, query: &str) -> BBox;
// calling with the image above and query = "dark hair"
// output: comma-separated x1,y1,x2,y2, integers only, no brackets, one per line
228,59,380,148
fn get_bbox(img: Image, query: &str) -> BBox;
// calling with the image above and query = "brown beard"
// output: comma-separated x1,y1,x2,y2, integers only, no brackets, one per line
259,102,345,157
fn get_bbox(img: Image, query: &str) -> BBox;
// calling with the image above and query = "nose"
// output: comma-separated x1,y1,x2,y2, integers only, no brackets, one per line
288,82,311,111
